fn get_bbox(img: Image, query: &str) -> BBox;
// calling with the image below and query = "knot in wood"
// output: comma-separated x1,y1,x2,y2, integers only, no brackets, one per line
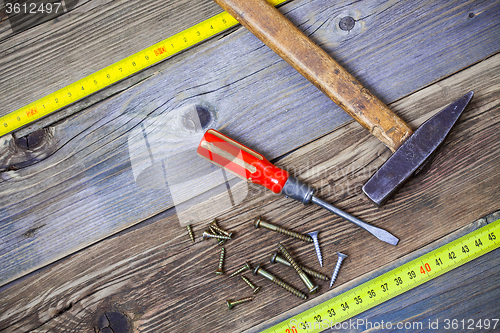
96,312,130,333
339,16,355,31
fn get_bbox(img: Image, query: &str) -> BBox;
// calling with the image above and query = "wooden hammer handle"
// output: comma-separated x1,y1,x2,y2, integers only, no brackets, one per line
213,0,413,152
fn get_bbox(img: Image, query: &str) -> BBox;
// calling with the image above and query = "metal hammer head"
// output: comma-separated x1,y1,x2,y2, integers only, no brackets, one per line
362,91,474,206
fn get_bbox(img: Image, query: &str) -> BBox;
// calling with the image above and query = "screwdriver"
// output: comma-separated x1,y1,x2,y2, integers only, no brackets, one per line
197,129,399,245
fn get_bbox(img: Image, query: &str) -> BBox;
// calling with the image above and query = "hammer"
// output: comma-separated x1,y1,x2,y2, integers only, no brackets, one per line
212,0,473,206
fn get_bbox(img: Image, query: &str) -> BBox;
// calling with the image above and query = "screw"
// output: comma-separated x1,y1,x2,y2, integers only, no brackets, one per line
270,252,329,281
254,217,313,243
307,231,323,267
226,296,253,309
330,252,348,288
216,247,225,275
203,231,231,241
209,226,226,245
241,276,261,294
210,219,231,236
253,264,307,300
186,225,195,243
230,261,252,277
278,243,318,294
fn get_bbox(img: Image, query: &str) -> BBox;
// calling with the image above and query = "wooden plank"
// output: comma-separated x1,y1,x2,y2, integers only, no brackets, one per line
0,0,224,128
249,211,500,332
4,0,500,138
0,54,499,332
350,249,499,332
0,0,499,287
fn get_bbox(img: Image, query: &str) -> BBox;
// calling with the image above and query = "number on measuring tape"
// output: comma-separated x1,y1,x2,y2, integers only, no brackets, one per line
262,220,500,333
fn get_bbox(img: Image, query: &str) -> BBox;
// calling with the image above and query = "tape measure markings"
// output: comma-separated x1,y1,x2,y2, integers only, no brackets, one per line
262,219,499,333
1,0,291,137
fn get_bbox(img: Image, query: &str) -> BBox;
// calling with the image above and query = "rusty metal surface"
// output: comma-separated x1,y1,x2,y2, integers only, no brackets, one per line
362,91,474,206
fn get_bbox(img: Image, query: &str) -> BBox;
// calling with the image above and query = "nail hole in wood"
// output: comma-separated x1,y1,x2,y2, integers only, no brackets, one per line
468,12,475,19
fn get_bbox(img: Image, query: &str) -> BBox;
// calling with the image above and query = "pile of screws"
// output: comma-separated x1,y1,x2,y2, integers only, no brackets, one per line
187,219,261,309
185,216,348,309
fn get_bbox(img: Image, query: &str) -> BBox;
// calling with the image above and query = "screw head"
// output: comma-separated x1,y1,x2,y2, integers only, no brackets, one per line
309,285,319,294
226,300,234,309
254,217,261,228
269,252,278,264
337,252,348,260
216,268,224,275
243,261,251,270
253,286,261,294
252,264,261,276
307,231,319,238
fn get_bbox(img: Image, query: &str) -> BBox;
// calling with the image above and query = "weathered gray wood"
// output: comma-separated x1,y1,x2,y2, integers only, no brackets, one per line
0,55,499,332
0,0,225,131
0,0,499,288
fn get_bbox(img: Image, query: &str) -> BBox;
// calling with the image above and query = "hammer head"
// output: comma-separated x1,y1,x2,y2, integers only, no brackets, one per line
362,91,474,206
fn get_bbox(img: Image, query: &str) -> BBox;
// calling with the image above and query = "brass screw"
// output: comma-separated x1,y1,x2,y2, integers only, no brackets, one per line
278,243,318,294
226,296,253,309
203,231,231,241
186,225,195,243
254,217,312,243
230,261,252,277
241,276,261,294
210,219,231,237
270,252,329,281
253,264,307,300
216,247,225,275
209,226,226,246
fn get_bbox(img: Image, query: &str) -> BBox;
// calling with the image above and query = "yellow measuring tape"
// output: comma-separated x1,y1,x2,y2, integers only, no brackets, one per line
0,0,288,137
262,219,500,333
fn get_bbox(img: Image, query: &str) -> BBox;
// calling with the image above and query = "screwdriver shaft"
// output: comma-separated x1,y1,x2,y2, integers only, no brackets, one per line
310,196,399,245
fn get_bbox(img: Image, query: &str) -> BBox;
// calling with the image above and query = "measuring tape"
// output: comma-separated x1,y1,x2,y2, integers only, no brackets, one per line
262,218,500,333
0,0,288,137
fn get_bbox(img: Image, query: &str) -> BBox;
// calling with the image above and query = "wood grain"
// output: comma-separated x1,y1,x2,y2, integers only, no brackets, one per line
1,0,499,288
214,0,413,152
249,212,500,332
0,53,499,332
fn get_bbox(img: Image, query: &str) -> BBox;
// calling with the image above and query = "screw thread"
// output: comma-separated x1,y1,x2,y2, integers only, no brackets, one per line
218,247,225,270
278,243,318,293
276,226,313,242
277,244,304,275
209,226,226,245
241,276,255,289
227,296,253,309
186,225,195,243
330,255,346,288
210,223,230,237
203,231,231,240
301,266,329,281
312,239,323,266
272,277,307,300
230,262,251,277
273,254,329,281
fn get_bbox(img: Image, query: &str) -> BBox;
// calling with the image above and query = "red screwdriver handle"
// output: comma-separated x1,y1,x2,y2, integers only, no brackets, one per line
197,129,289,193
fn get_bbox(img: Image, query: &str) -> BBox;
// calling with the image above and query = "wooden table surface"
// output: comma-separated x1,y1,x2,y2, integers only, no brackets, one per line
0,0,499,332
